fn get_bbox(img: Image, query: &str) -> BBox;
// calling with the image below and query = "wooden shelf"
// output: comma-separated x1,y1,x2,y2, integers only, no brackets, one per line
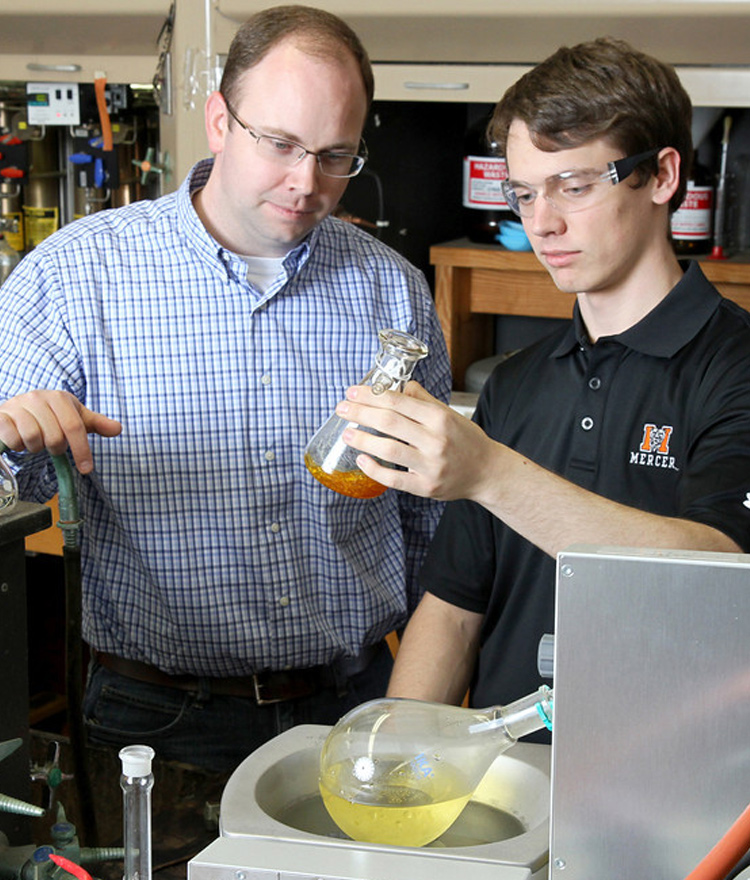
431,238,750,389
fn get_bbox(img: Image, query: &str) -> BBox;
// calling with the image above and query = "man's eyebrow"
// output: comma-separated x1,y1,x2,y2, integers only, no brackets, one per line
253,123,359,153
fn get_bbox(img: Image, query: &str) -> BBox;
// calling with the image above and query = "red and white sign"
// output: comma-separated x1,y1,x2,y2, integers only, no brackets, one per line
463,155,509,209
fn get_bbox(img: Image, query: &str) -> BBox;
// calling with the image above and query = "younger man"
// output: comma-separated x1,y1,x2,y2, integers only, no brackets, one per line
336,38,750,724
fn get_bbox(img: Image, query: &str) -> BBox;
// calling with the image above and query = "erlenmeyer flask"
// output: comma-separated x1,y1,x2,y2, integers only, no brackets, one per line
304,329,428,499
0,449,18,515
318,685,553,847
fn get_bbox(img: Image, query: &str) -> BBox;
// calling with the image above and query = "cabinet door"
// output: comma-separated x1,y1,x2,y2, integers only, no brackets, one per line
372,64,532,104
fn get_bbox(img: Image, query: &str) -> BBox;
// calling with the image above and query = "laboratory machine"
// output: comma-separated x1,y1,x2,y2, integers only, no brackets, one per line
188,546,750,880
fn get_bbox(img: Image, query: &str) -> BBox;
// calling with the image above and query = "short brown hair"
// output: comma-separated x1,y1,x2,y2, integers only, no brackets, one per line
220,5,374,110
489,37,693,212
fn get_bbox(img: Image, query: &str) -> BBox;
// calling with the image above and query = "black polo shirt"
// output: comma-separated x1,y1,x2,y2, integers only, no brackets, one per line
421,261,750,735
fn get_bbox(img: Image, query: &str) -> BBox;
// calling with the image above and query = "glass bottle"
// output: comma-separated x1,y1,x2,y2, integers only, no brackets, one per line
304,328,429,499
671,152,714,256
462,113,513,244
120,745,155,880
318,685,553,847
0,444,18,515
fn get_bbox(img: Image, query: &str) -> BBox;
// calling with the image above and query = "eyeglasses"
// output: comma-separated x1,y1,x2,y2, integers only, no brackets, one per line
224,100,368,179
501,149,660,218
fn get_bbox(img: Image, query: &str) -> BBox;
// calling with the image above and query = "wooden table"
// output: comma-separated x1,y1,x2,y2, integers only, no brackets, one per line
431,238,750,389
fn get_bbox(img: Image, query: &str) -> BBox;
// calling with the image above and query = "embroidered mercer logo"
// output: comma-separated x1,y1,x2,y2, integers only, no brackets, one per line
640,424,674,455
630,423,679,471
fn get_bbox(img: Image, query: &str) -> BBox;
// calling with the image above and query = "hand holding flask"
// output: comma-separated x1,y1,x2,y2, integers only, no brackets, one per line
304,328,428,498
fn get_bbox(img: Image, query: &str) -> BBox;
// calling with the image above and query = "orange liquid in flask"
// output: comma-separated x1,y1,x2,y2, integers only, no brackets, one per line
305,454,387,499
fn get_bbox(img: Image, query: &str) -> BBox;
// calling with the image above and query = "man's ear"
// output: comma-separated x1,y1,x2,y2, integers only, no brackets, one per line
652,147,681,207
205,91,229,155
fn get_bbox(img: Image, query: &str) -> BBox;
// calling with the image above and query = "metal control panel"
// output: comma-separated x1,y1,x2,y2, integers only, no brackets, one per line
27,82,80,126
550,546,750,878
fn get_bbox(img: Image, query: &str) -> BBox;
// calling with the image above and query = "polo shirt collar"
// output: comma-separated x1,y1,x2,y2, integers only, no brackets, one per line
552,260,721,358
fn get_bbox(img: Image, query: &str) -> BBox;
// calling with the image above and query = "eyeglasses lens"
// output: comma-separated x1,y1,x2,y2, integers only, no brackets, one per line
255,135,363,178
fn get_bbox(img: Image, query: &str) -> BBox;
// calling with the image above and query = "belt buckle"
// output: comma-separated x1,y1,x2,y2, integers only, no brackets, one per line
252,669,320,705
252,671,283,705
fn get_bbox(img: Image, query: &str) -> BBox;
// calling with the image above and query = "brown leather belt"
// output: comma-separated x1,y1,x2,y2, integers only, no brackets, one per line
94,645,378,705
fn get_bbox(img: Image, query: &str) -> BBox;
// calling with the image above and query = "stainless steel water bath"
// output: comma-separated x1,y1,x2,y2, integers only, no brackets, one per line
189,725,551,880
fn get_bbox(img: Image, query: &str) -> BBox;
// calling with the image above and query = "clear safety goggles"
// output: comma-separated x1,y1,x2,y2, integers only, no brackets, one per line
501,149,659,217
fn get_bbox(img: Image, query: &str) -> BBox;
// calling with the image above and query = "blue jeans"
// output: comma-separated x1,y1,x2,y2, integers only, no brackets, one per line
82,643,392,774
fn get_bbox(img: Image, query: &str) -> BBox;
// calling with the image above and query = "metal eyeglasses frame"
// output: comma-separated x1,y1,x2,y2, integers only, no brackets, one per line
224,100,368,179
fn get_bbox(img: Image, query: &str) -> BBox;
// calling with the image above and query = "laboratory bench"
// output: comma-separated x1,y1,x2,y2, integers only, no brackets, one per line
431,238,750,389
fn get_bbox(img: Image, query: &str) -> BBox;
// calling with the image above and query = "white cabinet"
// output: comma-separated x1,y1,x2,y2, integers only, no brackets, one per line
0,0,169,83
2,0,749,185
371,65,533,104
213,0,750,67
372,64,750,108
209,1,750,106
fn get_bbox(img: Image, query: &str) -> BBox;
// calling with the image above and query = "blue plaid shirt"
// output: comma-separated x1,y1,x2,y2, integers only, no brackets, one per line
1,159,451,676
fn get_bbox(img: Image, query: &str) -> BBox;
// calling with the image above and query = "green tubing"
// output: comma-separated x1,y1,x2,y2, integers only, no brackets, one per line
51,453,81,548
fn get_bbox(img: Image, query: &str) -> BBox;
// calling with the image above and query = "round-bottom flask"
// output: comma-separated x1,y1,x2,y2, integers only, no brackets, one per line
304,329,429,498
319,686,553,847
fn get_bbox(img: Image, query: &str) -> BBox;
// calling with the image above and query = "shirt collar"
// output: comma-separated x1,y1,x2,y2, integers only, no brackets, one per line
551,261,721,359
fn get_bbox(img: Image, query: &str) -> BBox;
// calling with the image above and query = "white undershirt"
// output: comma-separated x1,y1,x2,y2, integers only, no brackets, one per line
241,255,285,293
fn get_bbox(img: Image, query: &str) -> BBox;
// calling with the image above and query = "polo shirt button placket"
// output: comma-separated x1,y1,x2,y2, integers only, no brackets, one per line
581,369,604,432
571,351,615,472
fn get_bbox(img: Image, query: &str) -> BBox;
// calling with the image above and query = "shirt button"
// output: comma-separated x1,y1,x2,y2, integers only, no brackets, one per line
261,373,272,385
581,416,594,431
278,595,290,607
270,522,281,533
588,377,602,390
264,450,275,462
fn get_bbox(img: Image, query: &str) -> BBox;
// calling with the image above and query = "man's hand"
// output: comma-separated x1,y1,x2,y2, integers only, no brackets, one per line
0,390,122,474
335,381,494,502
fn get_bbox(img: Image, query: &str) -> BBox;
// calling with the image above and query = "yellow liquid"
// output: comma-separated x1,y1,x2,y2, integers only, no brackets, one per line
319,760,472,847
304,453,387,499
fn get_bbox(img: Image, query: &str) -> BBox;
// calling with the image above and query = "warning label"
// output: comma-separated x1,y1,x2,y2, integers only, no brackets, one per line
462,155,509,209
